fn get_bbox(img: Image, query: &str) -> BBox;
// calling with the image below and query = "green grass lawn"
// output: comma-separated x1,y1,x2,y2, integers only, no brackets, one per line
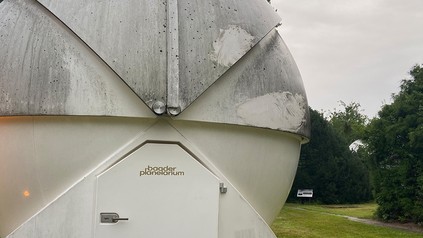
271,203,423,238
296,203,377,219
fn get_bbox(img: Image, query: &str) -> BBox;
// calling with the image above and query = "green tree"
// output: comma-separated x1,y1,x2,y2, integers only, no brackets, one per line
329,101,368,145
329,102,374,195
289,108,372,204
365,64,423,223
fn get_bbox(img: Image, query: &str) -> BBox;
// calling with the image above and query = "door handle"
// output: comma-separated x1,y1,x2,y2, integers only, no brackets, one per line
113,217,129,222
100,212,129,223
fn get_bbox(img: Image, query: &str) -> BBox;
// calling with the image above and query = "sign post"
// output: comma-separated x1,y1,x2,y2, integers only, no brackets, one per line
297,189,313,204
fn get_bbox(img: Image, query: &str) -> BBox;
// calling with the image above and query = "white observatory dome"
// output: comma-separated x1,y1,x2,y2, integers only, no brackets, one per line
0,0,310,237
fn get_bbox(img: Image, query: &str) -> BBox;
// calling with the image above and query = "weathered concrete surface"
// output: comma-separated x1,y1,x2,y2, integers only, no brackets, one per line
0,0,155,117
177,29,310,138
177,0,281,111
0,0,309,137
36,0,168,107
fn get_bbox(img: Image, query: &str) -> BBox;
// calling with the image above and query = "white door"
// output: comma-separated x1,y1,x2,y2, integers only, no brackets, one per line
94,143,220,238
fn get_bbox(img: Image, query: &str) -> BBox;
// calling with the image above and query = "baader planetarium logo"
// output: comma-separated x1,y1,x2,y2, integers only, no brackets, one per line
140,165,185,176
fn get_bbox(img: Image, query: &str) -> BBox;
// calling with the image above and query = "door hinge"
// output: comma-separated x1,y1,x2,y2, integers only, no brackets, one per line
219,182,227,194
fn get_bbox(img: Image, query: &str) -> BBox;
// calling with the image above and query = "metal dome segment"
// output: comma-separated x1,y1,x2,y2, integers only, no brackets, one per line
176,0,281,112
33,0,281,114
177,29,311,138
0,0,155,117
36,0,168,108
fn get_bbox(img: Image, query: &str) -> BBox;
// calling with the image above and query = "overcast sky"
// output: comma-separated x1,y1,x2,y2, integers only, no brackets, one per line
271,0,423,118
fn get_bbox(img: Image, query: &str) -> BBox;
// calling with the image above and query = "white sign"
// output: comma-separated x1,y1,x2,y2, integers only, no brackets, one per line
297,189,313,198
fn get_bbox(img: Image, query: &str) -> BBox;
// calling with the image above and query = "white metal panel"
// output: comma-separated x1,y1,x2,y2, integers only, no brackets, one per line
0,0,155,117
218,187,278,238
0,116,155,237
95,143,220,238
36,0,168,107
176,29,310,138
170,120,301,224
176,0,281,111
6,178,95,238
4,119,292,238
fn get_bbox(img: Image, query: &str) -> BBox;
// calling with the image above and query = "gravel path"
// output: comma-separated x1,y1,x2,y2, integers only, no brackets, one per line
344,215,423,234
292,207,423,234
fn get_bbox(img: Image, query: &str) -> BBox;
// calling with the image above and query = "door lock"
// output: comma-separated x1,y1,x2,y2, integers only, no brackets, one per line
100,212,129,223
